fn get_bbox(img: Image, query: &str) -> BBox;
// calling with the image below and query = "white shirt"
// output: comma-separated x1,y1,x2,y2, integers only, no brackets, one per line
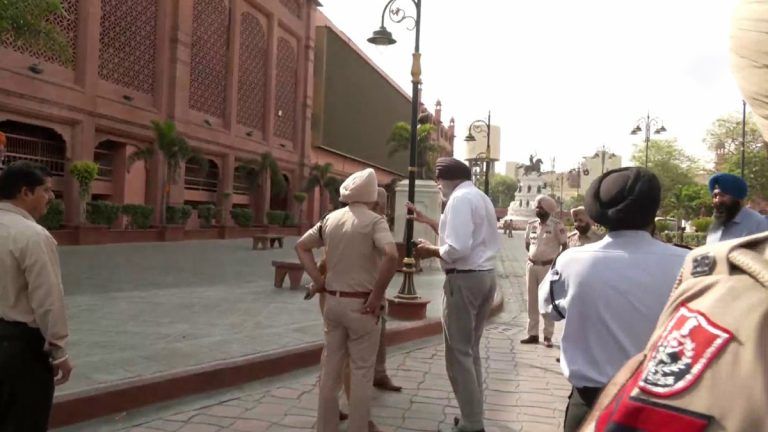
538,230,688,388
438,181,500,270
0,203,69,361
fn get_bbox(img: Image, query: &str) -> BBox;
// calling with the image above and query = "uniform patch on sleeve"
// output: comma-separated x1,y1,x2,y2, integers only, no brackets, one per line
638,305,733,397
596,372,712,432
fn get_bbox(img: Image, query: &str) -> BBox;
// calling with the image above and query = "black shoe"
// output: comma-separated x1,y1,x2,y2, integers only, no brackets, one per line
520,335,539,344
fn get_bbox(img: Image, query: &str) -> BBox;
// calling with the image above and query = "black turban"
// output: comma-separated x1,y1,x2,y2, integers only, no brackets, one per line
435,157,472,181
585,167,661,231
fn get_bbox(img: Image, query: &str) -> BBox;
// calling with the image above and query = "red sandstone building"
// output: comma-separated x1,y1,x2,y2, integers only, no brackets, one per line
0,0,454,242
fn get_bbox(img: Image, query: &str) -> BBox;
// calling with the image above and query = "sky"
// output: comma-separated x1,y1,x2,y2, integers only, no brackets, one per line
319,0,747,173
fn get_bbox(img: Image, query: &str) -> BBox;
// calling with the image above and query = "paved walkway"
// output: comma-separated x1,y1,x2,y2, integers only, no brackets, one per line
58,238,450,395
58,234,570,432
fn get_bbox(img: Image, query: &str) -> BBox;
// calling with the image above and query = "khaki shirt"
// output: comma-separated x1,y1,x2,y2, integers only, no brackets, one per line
303,203,394,293
525,217,567,261
587,232,768,431
567,228,603,248
0,202,69,360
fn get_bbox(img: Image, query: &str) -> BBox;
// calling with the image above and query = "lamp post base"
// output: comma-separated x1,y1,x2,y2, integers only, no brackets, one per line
387,296,430,321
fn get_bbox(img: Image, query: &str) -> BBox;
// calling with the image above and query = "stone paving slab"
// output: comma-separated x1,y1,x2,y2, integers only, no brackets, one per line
57,234,571,432
58,238,451,395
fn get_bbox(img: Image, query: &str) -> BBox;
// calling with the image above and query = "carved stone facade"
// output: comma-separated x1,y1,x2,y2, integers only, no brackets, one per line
0,2,448,242
98,0,158,95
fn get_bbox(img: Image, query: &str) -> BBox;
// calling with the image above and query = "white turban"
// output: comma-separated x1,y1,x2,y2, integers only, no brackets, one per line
732,0,768,138
339,168,378,204
534,195,558,214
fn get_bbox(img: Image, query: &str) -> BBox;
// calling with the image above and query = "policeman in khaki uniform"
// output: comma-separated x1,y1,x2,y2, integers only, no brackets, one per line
567,207,603,248
578,5,768,429
580,232,768,431
522,195,567,347
295,169,399,432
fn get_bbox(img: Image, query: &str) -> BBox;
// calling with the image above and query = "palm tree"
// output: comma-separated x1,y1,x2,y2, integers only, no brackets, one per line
387,122,440,179
236,152,286,224
127,120,207,224
304,163,342,216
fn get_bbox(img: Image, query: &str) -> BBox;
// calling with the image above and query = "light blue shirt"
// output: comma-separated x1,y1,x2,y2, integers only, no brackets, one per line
706,206,768,244
538,231,688,387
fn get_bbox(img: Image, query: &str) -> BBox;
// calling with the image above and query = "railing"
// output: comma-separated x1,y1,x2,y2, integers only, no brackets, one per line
1,133,66,176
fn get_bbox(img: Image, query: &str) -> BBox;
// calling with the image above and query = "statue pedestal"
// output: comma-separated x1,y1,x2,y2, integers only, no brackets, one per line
394,180,442,271
506,174,552,230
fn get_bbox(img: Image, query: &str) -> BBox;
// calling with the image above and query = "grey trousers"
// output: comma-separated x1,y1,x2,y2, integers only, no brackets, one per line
443,270,497,431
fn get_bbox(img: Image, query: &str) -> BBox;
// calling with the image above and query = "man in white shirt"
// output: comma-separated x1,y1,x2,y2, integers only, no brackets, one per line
538,167,687,432
414,157,500,432
0,161,73,432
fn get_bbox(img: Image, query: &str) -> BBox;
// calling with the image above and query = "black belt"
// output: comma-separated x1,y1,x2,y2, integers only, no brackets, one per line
444,269,492,275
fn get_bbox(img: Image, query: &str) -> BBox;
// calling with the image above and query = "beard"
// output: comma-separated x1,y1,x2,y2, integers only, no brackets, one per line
535,209,549,220
575,224,591,235
713,200,741,225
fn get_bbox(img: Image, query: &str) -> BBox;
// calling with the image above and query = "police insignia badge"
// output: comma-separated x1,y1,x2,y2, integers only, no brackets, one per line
638,305,733,397
690,253,715,277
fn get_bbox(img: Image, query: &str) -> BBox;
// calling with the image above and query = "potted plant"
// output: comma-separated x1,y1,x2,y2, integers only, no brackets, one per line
197,204,217,228
68,161,98,225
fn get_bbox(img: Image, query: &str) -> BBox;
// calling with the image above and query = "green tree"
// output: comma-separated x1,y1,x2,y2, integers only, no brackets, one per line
0,0,73,64
387,122,440,179
631,139,700,215
664,184,712,226
304,163,342,216
722,147,768,200
564,194,585,211
127,120,207,225
236,152,286,197
704,112,766,170
488,173,517,208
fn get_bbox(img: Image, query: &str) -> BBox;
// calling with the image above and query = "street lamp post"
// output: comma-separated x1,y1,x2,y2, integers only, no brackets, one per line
368,0,424,309
464,111,492,196
630,113,667,168
468,151,488,191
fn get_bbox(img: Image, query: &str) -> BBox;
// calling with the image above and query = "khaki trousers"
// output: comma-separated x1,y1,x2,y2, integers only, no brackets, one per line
317,295,381,432
443,271,496,431
526,261,554,338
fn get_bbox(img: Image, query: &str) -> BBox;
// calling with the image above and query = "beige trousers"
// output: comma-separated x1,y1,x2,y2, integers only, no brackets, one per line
526,261,554,338
443,271,496,431
317,295,381,432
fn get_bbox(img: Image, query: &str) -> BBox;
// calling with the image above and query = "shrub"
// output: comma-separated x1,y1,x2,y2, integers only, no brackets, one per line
230,208,253,228
39,199,64,231
655,220,672,233
122,204,153,229
691,217,712,233
283,214,296,227
86,201,121,227
165,205,193,225
683,232,707,248
266,210,287,226
292,192,307,204
197,204,216,227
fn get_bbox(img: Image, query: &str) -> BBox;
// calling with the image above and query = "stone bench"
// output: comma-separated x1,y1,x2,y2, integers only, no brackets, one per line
252,235,284,250
271,261,304,289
